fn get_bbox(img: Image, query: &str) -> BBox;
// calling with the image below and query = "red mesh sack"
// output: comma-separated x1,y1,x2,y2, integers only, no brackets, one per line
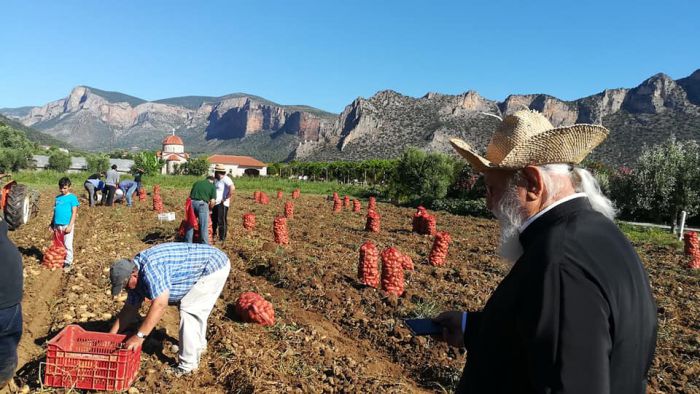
292,189,300,199
412,206,427,233
424,214,437,236
138,188,146,201
235,292,275,326
284,201,294,219
368,196,376,211
332,192,339,201
259,192,270,205
352,199,361,212
429,231,452,267
381,247,404,296
243,213,256,231
365,210,380,233
333,198,342,213
42,229,67,269
683,232,700,269
358,241,380,288
343,195,350,208
273,216,289,245
254,191,261,203
277,190,283,199
400,252,414,271
152,185,163,213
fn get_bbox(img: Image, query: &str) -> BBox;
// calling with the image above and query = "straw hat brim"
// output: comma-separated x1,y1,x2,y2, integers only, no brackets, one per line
450,124,609,172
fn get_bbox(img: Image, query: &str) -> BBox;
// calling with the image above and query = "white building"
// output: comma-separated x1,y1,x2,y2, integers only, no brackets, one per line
157,135,189,174
207,154,267,177
31,155,134,173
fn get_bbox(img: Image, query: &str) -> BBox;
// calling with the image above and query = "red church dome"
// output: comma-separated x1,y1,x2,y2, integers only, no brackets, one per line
162,135,184,145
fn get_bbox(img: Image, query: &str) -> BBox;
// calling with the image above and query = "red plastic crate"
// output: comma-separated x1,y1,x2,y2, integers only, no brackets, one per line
44,325,142,391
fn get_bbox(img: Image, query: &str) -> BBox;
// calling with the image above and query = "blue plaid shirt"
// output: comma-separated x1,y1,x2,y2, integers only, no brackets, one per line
126,242,229,306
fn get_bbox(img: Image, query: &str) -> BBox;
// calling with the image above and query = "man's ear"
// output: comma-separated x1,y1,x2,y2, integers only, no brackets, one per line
520,166,545,201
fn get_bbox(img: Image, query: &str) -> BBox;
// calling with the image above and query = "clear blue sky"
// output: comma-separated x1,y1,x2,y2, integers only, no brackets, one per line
1,0,698,113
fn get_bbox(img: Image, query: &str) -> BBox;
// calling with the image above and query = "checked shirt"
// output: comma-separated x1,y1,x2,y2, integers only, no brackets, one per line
126,242,229,306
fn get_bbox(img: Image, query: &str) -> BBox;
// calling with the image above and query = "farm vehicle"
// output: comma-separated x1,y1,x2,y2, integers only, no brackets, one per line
1,173,39,230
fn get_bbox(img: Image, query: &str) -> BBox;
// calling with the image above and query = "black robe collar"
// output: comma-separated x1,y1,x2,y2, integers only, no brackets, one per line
519,197,593,249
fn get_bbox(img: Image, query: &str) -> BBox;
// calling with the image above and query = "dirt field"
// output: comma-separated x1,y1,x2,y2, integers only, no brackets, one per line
7,186,700,393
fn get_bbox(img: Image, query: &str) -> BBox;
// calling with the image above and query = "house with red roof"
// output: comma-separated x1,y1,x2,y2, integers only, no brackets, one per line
157,134,189,174
207,154,268,177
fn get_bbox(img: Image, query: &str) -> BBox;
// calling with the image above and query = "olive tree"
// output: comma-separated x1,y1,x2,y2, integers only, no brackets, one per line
617,137,700,228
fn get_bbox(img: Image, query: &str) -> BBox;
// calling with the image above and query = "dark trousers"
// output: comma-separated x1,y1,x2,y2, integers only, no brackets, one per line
102,185,116,206
212,204,228,241
0,303,22,387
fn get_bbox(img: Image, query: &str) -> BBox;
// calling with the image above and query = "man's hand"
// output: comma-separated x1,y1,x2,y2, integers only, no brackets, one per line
434,311,465,348
124,335,144,351
65,225,73,234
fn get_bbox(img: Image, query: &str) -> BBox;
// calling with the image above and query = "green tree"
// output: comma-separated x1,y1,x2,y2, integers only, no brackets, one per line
48,151,72,172
181,157,210,176
612,137,700,228
86,153,110,174
132,151,163,175
389,147,456,204
0,123,34,173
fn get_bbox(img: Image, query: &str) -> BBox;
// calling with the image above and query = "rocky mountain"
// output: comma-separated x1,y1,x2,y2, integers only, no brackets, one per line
5,86,336,162
296,70,700,165
2,69,699,165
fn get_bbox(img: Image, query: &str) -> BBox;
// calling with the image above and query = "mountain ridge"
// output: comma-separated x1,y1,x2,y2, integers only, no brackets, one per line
2,69,699,165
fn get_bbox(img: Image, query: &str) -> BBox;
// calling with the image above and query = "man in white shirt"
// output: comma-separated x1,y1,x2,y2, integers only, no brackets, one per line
211,164,234,244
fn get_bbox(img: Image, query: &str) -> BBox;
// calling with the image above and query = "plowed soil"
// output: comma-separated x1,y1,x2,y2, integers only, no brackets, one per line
8,186,699,393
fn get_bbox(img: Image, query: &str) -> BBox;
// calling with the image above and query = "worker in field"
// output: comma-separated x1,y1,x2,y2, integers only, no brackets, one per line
186,175,216,244
102,164,120,206
211,165,235,244
0,217,23,390
83,176,105,207
118,179,138,207
109,242,230,376
434,110,657,393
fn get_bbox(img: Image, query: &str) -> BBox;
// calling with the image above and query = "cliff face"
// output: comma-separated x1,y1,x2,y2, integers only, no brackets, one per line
295,69,700,165
11,86,335,161
3,68,700,165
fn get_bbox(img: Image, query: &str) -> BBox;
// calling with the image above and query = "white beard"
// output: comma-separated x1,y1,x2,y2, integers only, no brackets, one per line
492,187,526,266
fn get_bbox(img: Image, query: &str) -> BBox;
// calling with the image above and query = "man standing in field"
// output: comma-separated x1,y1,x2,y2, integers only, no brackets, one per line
109,242,230,376
186,176,216,244
103,164,120,206
212,165,234,244
435,110,657,393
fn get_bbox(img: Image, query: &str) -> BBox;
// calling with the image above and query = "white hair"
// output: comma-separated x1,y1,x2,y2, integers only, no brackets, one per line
538,164,616,221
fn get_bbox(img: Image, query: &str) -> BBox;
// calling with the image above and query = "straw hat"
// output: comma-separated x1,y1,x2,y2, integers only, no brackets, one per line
450,110,609,172
213,164,227,173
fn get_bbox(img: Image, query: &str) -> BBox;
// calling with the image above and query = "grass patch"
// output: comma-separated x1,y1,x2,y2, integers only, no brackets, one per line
618,223,683,249
11,170,375,198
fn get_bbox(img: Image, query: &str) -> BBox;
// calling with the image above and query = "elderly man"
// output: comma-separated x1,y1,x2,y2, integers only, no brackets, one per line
0,217,22,390
109,242,230,375
435,110,657,393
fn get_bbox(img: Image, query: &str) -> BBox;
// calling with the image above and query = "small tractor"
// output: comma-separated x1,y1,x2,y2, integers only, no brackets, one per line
0,174,39,230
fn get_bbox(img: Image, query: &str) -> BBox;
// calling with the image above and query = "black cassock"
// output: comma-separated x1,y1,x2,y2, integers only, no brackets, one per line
457,197,657,394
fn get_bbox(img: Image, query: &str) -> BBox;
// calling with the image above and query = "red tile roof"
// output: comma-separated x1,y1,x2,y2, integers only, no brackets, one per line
165,154,186,161
162,135,184,145
208,154,266,167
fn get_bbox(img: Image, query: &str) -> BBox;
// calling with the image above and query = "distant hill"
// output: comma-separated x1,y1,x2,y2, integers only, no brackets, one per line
0,114,73,149
2,69,699,165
